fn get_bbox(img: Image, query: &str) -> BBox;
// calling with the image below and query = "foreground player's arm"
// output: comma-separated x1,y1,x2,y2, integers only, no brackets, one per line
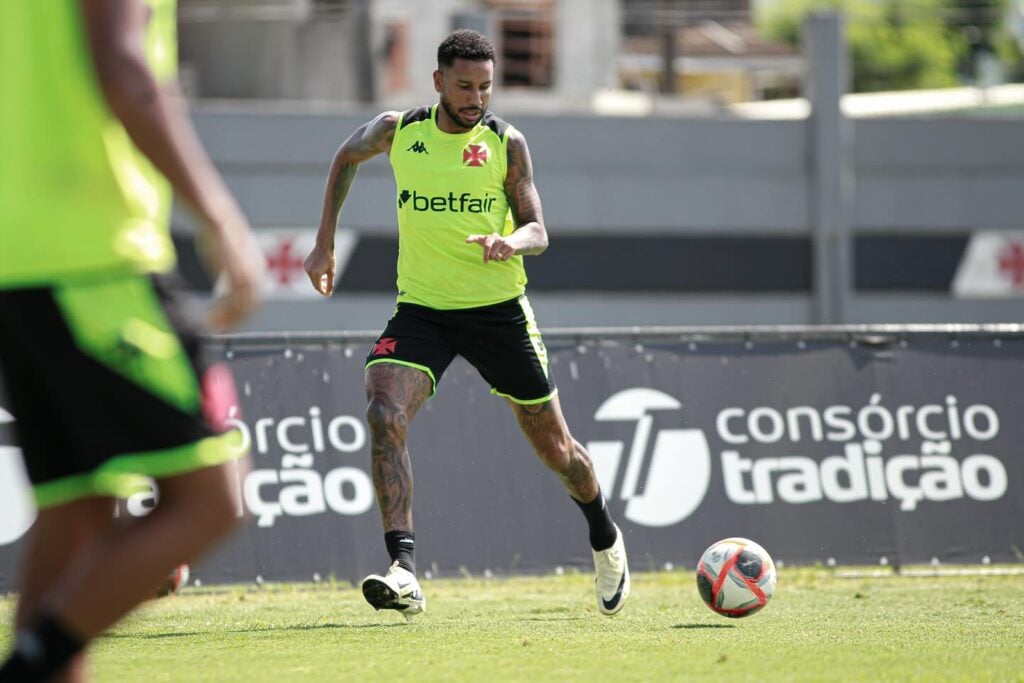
82,0,262,331
466,130,549,263
305,111,399,296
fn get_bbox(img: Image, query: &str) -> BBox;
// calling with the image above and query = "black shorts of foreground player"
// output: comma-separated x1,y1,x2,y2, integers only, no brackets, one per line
304,29,630,620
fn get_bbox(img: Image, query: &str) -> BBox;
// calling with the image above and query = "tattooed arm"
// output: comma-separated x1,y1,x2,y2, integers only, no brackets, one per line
305,111,399,295
83,0,263,330
465,129,549,262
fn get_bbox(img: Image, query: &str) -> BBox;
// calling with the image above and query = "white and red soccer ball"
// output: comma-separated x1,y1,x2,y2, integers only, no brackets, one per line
696,538,777,618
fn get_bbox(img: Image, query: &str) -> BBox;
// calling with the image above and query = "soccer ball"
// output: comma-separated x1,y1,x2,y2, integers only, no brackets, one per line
696,537,776,618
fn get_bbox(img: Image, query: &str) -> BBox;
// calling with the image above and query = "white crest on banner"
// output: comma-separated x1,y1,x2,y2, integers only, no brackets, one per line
253,227,358,299
952,230,1024,298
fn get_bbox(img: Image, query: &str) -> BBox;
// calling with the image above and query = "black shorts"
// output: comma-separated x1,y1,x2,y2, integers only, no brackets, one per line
0,274,242,509
365,296,557,404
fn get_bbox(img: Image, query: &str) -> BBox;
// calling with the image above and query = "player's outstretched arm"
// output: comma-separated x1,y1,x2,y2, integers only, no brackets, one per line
466,129,548,262
306,111,399,296
82,0,263,331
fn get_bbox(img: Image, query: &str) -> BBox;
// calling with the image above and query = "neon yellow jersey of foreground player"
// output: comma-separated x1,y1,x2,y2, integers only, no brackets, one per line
0,0,178,287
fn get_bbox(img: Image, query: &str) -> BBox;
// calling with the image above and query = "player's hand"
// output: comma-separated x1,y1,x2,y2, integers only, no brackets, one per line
202,215,264,332
466,233,516,263
304,242,337,296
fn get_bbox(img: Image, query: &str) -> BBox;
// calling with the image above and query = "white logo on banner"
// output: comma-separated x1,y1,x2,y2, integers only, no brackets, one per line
227,406,375,527
952,230,1024,297
0,402,376,541
251,228,358,299
587,388,711,527
716,394,1009,510
0,407,37,546
586,388,1010,527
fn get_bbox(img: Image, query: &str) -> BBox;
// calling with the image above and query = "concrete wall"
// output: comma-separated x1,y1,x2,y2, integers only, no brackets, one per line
176,106,1024,331
188,110,1024,234
854,119,1024,231
846,119,1024,324
186,109,809,233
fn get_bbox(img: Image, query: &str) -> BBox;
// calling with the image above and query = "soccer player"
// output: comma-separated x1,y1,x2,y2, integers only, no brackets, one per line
0,1,263,680
304,29,630,620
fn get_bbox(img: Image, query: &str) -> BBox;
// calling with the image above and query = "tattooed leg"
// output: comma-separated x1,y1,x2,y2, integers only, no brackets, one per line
509,395,600,503
365,364,432,532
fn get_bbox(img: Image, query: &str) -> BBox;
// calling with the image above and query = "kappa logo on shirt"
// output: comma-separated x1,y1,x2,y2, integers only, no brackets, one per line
407,141,429,154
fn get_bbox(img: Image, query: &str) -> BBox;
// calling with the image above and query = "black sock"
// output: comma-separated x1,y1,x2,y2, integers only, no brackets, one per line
572,490,618,552
0,613,85,682
384,530,416,574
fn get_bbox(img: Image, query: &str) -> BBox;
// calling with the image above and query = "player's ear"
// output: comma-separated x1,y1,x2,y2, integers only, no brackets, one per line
432,69,443,93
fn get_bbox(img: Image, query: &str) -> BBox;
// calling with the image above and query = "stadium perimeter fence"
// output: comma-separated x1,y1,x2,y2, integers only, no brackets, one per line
1,324,1023,589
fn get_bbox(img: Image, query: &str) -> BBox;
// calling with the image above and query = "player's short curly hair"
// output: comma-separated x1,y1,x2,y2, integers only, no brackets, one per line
437,29,496,68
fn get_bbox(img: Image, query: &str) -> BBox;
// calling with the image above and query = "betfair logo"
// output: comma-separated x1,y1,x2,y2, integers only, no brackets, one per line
397,189,498,214
407,141,429,154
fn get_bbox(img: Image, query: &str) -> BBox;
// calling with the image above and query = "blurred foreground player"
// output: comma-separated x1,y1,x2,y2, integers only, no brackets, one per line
0,0,263,680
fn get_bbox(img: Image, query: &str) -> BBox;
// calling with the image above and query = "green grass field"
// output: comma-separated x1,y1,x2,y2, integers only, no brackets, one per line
3,567,1023,682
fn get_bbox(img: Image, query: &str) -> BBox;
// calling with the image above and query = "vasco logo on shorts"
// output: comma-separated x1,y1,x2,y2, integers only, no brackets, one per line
586,388,711,528
397,189,498,214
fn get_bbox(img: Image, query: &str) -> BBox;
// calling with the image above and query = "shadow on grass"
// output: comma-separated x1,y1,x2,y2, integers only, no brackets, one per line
672,623,736,630
103,622,408,639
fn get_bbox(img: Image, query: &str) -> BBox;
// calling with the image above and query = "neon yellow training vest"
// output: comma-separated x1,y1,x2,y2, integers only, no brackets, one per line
389,104,527,309
0,0,178,287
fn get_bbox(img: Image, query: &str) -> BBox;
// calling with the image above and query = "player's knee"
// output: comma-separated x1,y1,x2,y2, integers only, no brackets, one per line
533,432,575,471
365,399,409,440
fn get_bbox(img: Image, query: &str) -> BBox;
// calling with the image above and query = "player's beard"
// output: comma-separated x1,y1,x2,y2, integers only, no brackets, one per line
440,96,479,131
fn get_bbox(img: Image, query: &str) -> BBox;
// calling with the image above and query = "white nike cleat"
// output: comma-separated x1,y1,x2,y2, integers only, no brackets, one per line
360,561,426,622
593,525,630,616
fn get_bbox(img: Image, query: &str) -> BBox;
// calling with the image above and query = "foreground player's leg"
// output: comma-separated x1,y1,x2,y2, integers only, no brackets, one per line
0,461,246,682
361,363,432,619
509,396,631,615
7,497,116,683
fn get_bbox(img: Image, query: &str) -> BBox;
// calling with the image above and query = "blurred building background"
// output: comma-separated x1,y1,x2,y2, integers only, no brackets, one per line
171,0,1024,332
177,0,803,110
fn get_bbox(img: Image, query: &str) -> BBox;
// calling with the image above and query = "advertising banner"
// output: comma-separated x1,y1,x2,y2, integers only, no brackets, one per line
2,330,1022,590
